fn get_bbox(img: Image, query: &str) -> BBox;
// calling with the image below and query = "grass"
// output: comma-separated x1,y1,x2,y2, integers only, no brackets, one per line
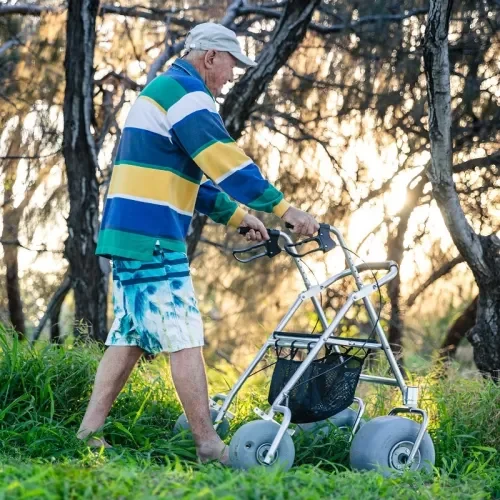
0,325,499,499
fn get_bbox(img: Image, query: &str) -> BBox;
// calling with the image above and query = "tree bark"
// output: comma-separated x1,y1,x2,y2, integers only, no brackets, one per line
187,0,322,260
423,0,500,380
63,0,108,341
1,122,26,338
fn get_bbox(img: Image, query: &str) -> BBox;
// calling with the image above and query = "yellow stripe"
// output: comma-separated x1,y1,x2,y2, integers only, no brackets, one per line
227,207,246,228
194,141,250,181
140,95,167,114
272,199,291,218
108,164,198,213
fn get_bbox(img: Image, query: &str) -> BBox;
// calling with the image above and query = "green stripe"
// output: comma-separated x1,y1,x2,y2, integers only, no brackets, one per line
97,229,186,261
209,193,238,225
115,160,201,184
248,187,284,213
141,76,187,112
191,137,234,160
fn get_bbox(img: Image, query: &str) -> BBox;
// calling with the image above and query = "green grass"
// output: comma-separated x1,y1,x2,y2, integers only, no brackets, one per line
0,325,499,499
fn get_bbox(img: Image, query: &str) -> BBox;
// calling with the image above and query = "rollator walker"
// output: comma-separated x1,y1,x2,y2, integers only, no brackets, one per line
175,224,435,475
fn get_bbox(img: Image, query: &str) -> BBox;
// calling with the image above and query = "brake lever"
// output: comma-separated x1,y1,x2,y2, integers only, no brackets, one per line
284,222,335,257
233,228,282,263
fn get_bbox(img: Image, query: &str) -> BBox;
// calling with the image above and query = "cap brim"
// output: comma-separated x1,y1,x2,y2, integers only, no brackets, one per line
230,51,257,68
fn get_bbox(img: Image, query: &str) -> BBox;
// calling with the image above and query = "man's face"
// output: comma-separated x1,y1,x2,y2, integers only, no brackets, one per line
203,51,238,97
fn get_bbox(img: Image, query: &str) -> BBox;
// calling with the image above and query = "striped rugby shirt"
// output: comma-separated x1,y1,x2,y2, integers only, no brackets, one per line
96,59,290,261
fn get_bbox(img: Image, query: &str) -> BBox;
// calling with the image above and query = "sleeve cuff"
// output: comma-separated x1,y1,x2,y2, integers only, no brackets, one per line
272,199,291,218
227,206,247,228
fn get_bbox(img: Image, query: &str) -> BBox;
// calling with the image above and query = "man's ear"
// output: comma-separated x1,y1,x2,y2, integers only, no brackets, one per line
204,50,217,68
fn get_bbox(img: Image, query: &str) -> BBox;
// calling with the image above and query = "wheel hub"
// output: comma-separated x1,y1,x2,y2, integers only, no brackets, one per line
255,443,278,466
389,441,421,471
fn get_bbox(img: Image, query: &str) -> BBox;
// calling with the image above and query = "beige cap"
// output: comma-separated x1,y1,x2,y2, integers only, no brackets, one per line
185,22,257,68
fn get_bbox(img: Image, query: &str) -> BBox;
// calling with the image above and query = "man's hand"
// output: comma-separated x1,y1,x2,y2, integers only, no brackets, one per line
281,207,319,236
238,214,270,242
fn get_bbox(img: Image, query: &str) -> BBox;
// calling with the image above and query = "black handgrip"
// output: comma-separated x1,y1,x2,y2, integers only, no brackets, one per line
233,228,282,263
284,223,335,258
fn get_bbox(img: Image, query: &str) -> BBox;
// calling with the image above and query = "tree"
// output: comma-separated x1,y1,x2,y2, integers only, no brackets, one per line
62,0,108,340
423,0,500,379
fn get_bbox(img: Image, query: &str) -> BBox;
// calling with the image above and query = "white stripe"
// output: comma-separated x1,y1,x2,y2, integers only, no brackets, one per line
215,159,253,184
124,97,172,140
166,91,217,129
107,194,192,217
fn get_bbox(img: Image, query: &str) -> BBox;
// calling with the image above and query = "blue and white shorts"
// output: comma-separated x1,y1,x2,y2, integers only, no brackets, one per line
105,248,204,354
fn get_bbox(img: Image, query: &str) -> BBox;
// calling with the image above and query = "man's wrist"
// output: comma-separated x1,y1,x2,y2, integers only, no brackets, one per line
227,207,247,228
273,199,291,218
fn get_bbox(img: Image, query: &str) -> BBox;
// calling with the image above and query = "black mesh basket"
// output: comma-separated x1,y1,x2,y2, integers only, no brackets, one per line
268,350,365,424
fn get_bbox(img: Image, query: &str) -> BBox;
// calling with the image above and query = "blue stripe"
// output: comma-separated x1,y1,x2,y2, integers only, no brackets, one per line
170,71,207,93
133,262,164,271
162,258,188,265
101,197,191,239
116,128,202,183
172,109,232,158
121,272,190,286
195,181,218,216
218,163,270,205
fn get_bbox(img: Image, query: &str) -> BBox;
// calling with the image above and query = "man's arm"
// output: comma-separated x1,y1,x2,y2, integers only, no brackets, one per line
195,176,246,227
142,75,318,236
163,86,290,216
197,177,271,241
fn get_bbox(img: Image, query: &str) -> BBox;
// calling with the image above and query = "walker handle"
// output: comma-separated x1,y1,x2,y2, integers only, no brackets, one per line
233,228,282,263
284,223,336,258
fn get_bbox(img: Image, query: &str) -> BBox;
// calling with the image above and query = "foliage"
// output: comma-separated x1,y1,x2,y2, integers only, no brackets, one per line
0,326,498,498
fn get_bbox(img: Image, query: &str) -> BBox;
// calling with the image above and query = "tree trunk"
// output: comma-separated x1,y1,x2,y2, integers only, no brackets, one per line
440,296,477,359
63,0,108,341
187,0,322,260
31,274,72,343
50,293,65,345
386,177,427,358
423,0,500,380
1,122,26,338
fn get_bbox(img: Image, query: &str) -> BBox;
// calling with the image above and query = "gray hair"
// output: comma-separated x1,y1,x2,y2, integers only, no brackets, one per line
184,49,208,62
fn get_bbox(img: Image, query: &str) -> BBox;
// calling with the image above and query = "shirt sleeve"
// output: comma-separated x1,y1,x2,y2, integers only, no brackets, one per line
165,87,290,217
195,176,246,227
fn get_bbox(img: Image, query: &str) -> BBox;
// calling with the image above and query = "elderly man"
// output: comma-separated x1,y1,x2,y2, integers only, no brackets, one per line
77,22,319,464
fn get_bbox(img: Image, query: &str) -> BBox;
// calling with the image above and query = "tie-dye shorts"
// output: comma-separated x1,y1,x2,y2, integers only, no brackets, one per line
105,248,204,354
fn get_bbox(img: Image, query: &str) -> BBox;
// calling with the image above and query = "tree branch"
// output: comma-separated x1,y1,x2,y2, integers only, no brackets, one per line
0,149,60,160
236,5,430,34
0,239,64,254
0,4,61,16
0,3,430,38
453,151,500,174
31,273,72,343
406,255,465,307
0,37,21,56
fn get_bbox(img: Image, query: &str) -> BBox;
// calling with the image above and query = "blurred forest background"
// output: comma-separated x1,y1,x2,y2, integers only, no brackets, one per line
0,0,498,376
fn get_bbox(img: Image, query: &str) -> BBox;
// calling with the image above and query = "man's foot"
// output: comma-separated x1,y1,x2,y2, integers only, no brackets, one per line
197,440,230,466
78,435,113,449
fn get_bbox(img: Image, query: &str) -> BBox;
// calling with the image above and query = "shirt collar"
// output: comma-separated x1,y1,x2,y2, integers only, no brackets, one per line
171,58,214,99
172,59,203,81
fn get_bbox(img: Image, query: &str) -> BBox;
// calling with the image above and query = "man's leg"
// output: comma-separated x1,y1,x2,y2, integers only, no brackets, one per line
170,346,229,464
77,345,144,446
